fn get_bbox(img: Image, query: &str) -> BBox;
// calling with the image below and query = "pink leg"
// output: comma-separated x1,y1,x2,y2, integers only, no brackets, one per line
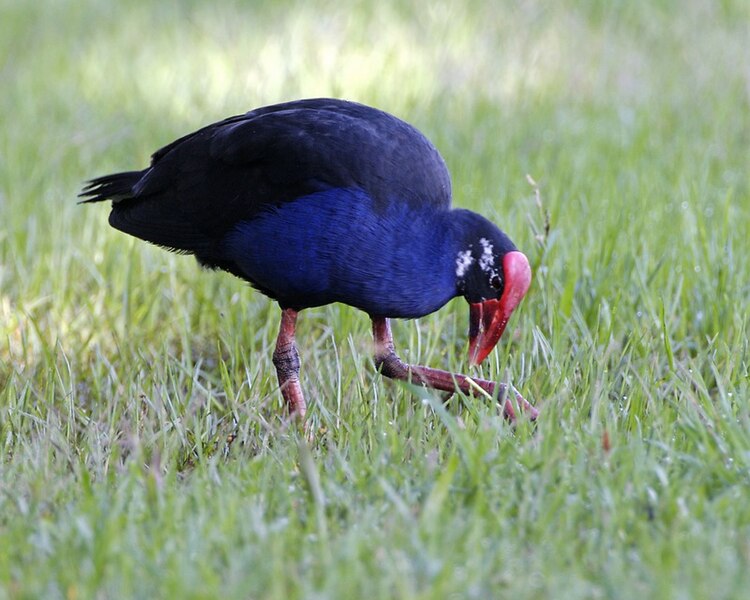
273,308,306,419
372,317,538,421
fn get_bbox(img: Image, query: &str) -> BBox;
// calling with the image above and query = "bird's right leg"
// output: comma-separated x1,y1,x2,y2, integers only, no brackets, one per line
273,308,306,419
372,317,538,421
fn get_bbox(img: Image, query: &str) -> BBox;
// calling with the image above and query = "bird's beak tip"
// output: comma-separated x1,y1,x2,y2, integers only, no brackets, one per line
467,298,505,365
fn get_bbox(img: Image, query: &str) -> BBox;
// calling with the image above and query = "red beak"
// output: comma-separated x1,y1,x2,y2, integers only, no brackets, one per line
468,251,531,365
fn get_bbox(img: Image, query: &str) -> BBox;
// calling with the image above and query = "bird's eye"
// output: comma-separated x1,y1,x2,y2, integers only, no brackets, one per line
490,275,502,290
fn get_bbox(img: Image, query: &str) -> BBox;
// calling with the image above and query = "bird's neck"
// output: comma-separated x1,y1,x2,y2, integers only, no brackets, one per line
306,188,463,318
352,197,465,318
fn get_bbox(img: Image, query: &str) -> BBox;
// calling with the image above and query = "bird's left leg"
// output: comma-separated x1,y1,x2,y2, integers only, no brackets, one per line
372,317,538,421
273,308,306,419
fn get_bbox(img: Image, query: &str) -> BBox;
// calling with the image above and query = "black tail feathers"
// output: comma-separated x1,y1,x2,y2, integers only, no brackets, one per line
78,171,143,204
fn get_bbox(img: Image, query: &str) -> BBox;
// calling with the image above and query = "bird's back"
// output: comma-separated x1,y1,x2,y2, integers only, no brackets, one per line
81,99,453,259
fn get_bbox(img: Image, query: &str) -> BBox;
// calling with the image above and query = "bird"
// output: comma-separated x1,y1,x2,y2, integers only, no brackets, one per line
80,98,536,422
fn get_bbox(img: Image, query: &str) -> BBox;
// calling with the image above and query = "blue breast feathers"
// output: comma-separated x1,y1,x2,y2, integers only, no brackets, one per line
222,188,459,317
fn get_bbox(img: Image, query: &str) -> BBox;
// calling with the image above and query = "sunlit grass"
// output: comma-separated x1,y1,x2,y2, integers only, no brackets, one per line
1,0,749,597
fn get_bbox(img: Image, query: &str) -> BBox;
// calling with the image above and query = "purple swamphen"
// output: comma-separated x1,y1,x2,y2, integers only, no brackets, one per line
80,99,536,421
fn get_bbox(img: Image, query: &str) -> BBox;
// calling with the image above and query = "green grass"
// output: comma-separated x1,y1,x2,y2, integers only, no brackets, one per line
2,0,749,597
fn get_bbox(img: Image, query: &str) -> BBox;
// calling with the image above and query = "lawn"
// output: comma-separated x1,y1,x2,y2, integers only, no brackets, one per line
1,0,749,597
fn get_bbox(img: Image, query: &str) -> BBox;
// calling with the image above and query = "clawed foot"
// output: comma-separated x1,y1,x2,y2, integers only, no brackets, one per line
499,387,539,422
372,317,538,425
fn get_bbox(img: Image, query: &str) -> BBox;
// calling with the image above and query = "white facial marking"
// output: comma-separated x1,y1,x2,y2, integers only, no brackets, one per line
455,250,474,278
479,238,494,272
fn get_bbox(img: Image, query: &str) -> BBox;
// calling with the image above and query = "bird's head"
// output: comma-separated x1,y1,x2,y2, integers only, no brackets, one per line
453,212,531,365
